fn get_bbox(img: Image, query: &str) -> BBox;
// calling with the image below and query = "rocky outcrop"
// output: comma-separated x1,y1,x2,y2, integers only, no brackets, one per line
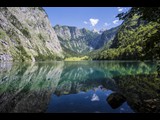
107,92,126,109
0,7,63,61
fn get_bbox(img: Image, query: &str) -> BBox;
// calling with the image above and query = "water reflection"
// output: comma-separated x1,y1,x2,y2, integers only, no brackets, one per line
0,61,159,113
0,61,64,112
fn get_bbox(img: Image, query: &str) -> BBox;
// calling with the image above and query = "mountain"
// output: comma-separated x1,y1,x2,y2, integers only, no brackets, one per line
91,13,160,60
89,26,120,49
53,25,100,54
54,25,119,55
0,7,63,62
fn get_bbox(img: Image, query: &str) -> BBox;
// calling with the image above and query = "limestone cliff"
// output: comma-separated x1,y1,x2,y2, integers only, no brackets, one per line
0,7,63,61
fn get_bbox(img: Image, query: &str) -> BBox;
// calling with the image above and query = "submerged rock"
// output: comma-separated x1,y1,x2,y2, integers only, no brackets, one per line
107,92,126,109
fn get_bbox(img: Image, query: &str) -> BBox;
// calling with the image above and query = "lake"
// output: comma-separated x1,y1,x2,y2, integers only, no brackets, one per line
0,61,159,113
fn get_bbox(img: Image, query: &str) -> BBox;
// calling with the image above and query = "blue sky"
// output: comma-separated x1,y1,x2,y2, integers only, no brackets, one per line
43,7,131,31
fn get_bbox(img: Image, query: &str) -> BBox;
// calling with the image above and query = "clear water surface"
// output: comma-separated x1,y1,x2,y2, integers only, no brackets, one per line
0,61,159,113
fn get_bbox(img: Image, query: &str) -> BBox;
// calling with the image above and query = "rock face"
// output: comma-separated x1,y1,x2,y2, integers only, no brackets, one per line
0,54,13,61
0,7,63,61
54,25,119,54
90,26,120,49
54,25,100,54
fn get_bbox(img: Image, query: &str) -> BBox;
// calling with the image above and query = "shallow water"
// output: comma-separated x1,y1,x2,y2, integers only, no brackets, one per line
0,61,159,113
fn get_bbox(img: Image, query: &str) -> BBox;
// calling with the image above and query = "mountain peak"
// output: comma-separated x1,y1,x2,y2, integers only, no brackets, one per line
92,29,100,34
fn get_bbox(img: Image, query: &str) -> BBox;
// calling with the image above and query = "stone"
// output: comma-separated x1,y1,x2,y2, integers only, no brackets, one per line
107,92,126,109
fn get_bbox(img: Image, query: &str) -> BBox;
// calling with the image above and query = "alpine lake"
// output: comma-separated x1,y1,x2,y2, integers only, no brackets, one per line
0,61,159,113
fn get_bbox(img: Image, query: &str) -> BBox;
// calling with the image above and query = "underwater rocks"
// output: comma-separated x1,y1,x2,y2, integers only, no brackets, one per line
107,92,126,109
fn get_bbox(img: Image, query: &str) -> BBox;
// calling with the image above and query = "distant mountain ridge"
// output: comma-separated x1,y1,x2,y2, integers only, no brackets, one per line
53,24,119,55
53,25,99,54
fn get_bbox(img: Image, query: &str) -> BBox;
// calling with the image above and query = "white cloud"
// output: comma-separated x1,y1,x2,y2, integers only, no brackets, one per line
89,18,99,26
91,94,99,101
113,20,119,24
84,21,88,24
104,22,110,26
117,7,123,12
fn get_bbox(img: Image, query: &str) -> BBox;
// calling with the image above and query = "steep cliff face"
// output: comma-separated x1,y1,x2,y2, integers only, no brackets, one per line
54,25,120,56
54,25,100,54
0,7,63,61
89,26,120,49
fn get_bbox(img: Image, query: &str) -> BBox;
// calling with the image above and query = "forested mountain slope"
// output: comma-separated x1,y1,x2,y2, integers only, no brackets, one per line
91,8,160,60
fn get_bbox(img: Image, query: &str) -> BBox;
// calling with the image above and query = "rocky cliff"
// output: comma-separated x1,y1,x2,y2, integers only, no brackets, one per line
0,7,63,62
89,26,120,49
54,25,100,54
54,25,120,55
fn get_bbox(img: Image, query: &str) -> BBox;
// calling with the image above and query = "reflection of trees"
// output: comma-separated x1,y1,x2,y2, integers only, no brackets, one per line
111,74,160,113
0,61,158,112
54,61,118,96
157,61,160,77
54,61,156,96
0,62,64,112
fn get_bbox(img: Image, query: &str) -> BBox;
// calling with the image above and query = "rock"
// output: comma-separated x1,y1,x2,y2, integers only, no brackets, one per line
53,25,119,54
107,92,126,109
0,7,63,61
53,25,100,53
0,54,13,61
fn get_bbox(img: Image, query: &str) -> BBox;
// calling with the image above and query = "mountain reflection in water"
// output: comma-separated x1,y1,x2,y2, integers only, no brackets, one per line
0,61,159,113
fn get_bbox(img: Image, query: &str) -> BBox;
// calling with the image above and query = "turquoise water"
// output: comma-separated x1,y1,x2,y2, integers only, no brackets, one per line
0,61,159,113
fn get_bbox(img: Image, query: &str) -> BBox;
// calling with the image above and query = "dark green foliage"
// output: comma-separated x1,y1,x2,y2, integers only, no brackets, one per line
117,7,160,23
15,46,32,61
38,33,45,43
35,53,63,61
113,74,160,113
91,7,160,61
21,27,31,39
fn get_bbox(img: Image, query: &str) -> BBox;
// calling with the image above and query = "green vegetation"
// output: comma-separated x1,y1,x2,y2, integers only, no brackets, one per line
15,46,32,61
113,73,160,113
21,27,31,38
91,7,160,61
0,29,7,39
35,53,63,61
64,56,90,61
38,33,45,43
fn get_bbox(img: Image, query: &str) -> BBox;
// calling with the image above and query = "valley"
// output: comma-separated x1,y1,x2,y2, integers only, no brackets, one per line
0,7,159,62
0,7,160,113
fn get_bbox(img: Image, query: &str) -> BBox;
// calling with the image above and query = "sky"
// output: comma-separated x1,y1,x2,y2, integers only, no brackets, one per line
43,7,131,31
